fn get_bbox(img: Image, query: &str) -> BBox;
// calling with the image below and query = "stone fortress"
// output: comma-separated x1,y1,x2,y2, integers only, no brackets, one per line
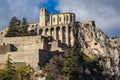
0,8,120,76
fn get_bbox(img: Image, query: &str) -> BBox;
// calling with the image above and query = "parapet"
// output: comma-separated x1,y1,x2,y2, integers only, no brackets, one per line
81,20,96,27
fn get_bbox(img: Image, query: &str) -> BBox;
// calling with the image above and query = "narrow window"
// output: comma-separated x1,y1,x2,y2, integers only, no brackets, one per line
94,43,97,45
53,18,55,22
70,15,72,22
66,15,68,21
59,17,61,22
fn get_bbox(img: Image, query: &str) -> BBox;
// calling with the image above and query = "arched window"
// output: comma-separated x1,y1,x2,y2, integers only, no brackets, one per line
59,17,61,22
68,26,72,46
50,27,54,36
53,18,55,22
66,15,68,21
62,26,66,43
56,27,60,40
39,29,43,35
70,15,72,22
32,25,34,28
45,28,49,35
36,24,38,27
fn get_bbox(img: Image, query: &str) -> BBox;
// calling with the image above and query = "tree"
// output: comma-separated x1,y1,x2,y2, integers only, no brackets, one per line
43,55,66,80
5,16,20,37
43,47,110,80
5,17,30,37
0,55,34,80
16,65,32,80
3,55,16,80
62,48,83,80
19,18,29,36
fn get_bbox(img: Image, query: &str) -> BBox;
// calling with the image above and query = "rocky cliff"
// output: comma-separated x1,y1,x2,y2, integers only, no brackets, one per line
72,21,120,76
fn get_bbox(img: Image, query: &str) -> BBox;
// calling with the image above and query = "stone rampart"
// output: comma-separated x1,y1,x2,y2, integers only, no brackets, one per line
6,50,39,70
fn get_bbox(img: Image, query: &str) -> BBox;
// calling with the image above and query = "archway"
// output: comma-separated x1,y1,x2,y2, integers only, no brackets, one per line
62,26,66,43
50,27,54,37
68,26,72,46
45,28,49,35
56,27,60,40
39,29,43,35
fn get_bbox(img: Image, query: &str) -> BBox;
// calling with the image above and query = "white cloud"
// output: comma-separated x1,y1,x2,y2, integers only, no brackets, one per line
56,0,120,37
0,0,120,37
0,0,47,30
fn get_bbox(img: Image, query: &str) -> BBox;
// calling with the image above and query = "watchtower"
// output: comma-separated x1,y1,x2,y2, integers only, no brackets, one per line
39,8,49,27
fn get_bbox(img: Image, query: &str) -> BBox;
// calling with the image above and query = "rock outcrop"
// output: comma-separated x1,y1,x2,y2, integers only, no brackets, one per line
72,21,120,76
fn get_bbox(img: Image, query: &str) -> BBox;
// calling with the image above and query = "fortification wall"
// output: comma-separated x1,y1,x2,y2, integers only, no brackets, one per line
1,36,42,45
0,54,6,63
0,36,44,51
0,44,11,54
0,36,44,69
6,50,39,69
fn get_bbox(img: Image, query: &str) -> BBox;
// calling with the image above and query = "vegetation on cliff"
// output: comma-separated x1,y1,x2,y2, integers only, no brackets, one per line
42,48,117,80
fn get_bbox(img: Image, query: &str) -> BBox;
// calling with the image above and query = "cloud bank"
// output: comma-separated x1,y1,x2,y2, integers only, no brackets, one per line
0,0,120,37
56,0,120,37
0,0,47,30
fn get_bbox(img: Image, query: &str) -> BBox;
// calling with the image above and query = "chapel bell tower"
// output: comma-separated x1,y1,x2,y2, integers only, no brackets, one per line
39,8,49,27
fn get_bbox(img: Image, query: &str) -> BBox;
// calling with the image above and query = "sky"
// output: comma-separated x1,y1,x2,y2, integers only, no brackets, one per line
0,0,120,37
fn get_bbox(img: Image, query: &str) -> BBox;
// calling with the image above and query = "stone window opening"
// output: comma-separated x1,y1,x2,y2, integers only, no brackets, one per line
53,18,55,22
41,8,43,11
3,43,5,46
39,29,43,35
68,26,72,46
36,24,38,27
56,27,60,40
45,28,49,35
91,33,93,36
50,28,54,37
1,32,3,34
82,38,85,41
62,26,66,43
70,15,72,22
94,43,97,45
32,25,34,28
59,17,61,22
66,15,68,21
84,24,89,28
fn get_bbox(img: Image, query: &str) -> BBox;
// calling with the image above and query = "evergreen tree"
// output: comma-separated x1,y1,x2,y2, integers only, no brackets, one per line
5,16,20,37
0,55,34,80
5,16,30,37
43,47,110,80
20,18,29,36
43,55,65,80
62,48,80,80
3,55,16,80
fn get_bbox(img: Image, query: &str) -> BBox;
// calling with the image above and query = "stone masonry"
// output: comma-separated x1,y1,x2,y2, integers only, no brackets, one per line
0,8,120,76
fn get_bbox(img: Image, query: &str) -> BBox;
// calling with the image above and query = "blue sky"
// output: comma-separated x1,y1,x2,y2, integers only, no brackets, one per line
0,0,120,37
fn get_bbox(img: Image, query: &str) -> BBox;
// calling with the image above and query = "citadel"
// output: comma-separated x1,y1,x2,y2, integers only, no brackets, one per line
0,8,120,76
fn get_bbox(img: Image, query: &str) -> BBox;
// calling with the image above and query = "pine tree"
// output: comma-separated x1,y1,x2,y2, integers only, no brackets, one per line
5,17,30,37
5,16,20,37
62,48,79,80
20,18,29,36
4,55,16,80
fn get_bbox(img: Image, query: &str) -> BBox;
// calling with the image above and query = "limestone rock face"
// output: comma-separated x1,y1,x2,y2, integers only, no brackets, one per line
72,22,120,76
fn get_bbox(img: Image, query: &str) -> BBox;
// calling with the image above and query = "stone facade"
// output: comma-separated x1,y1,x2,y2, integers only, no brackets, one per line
0,8,120,76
